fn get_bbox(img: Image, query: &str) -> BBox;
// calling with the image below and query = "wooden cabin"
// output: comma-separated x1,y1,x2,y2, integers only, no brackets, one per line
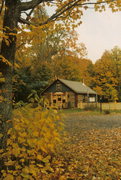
41,79,97,109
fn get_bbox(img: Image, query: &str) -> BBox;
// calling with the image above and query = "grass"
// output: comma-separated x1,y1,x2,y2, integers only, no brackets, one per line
60,108,121,116
60,108,100,114
59,102,121,115
59,108,83,113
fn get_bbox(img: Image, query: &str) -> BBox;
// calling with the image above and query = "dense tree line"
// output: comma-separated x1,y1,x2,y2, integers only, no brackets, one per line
92,46,121,102
13,9,121,103
12,7,121,103
14,34,121,102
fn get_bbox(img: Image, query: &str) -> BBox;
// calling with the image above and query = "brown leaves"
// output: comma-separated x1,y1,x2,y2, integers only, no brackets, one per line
51,113,121,179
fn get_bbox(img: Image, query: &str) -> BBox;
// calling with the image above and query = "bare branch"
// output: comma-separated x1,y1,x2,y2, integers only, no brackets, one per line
19,17,32,25
26,8,35,21
21,8,35,21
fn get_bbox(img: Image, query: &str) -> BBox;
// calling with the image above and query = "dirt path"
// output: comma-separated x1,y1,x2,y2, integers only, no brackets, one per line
57,113,121,179
64,113,121,138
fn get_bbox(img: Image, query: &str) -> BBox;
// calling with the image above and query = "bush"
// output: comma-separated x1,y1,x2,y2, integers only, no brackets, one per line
1,106,63,179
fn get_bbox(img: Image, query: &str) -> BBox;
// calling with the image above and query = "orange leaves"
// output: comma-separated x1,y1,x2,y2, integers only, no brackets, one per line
3,110,119,179
93,49,121,101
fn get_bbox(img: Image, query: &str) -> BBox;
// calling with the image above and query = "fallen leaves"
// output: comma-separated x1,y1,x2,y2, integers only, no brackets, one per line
50,114,121,179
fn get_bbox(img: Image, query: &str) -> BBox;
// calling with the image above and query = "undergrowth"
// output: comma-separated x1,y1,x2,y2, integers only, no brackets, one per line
1,105,64,179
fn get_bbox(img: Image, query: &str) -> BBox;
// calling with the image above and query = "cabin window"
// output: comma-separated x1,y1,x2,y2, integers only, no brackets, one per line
56,82,62,91
62,99,65,103
83,96,86,102
89,97,95,102
53,100,56,103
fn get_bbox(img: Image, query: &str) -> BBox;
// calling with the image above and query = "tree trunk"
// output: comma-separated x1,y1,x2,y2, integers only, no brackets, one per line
0,0,20,169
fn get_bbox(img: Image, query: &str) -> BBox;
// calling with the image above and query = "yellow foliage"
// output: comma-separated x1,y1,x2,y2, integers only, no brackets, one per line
0,55,12,67
4,174,14,180
2,106,63,179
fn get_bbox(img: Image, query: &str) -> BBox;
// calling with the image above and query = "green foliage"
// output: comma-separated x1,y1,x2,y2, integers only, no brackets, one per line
27,90,49,108
13,64,51,102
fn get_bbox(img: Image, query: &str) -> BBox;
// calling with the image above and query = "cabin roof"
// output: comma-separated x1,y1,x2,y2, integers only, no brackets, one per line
59,79,97,94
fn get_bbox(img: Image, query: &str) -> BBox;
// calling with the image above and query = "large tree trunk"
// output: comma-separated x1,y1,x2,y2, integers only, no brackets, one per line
0,0,20,169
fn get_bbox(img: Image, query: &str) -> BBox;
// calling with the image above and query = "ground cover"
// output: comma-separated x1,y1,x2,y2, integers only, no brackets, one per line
2,109,121,179
50,112,121,179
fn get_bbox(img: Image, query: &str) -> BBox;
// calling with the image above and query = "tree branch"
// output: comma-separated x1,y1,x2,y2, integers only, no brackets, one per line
19,0,117,26
26,8,35,21
19,17,32,25
39,0,117,25
19,0,53,11
21,7,35,21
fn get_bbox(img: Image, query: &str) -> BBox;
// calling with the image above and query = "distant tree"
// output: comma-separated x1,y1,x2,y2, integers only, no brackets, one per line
78,58,94,86
93,50,118,101
49,41,88,81
50,55,81,81
111,46,121,101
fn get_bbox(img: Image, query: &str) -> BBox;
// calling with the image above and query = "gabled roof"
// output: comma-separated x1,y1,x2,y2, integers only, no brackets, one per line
59,79,97,94
41,78,97,95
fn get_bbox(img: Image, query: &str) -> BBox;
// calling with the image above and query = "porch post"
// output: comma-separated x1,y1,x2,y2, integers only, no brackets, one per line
50,92,53,107
75,94,78,108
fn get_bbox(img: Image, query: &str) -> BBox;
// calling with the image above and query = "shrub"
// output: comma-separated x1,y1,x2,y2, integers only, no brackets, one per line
1,106,63,179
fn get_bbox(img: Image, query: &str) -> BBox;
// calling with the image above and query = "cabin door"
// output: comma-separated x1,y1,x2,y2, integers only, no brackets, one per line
56,94,63,109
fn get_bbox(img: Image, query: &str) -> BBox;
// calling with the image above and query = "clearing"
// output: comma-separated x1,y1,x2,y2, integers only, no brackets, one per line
55,112,121,179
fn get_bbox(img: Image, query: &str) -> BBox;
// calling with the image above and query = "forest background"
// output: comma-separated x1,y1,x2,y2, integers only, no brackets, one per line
0,1,121,105
12,9,121,103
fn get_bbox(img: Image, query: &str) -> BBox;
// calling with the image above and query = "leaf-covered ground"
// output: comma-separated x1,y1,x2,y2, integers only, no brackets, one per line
50,113,121,179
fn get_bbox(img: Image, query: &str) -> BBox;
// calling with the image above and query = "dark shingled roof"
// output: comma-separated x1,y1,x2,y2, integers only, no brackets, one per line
59,79,97,94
